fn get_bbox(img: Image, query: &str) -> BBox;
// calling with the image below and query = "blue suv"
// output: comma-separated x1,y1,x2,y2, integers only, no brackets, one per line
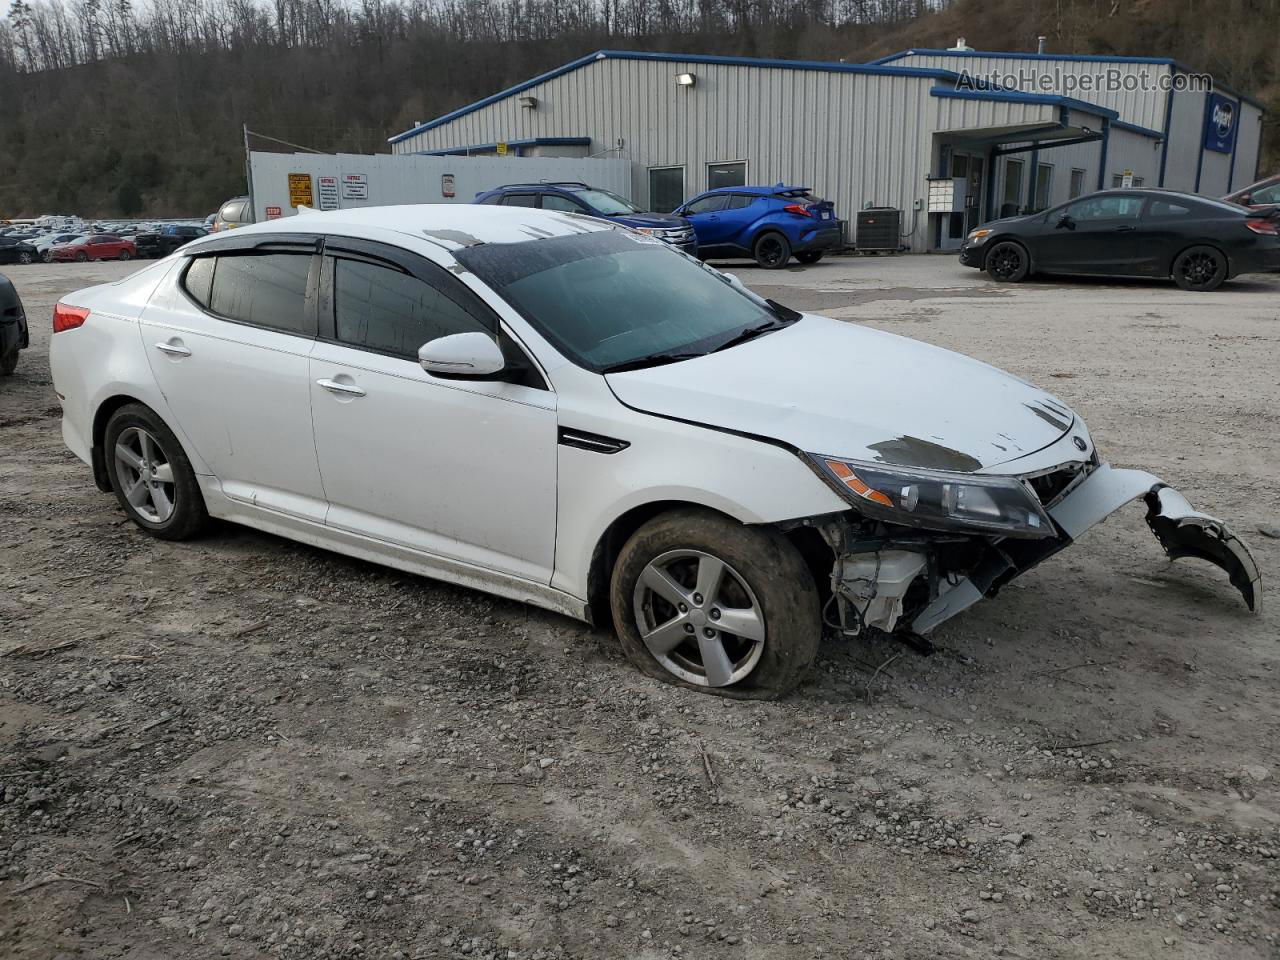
475,182,697,256
674,185,842,268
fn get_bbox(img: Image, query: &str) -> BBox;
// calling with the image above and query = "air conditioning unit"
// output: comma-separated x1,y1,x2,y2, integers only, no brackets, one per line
856,208,902,253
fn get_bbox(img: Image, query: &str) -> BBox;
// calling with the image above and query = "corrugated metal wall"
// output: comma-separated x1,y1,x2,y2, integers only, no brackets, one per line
1105,128,1163,187
1231,103,1264,192
246,152,631,224
887,53,1171,131
932,96,1058,132
395,57,945,250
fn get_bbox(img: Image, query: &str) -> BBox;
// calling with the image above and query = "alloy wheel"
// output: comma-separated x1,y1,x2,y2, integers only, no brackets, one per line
1180,252,1216,287
757,237,786,267
113,426,177,523
632,549,766,687
989,245,1022,278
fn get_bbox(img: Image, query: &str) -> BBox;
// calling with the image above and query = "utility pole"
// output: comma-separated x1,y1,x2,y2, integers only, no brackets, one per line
243,123,256,224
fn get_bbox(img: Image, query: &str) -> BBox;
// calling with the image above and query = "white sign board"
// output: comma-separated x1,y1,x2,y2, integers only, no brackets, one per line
341,174,368,200
317,176,340,210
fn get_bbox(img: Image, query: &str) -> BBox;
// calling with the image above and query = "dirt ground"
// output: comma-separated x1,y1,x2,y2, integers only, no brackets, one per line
2,255,1278,960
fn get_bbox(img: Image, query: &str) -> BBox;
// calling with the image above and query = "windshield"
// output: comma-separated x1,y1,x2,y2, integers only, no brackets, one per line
455,229,779,371
574,189,643,216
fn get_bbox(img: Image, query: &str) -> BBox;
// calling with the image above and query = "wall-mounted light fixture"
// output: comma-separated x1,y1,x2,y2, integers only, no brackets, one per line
675,73,696,87
518,95,538,109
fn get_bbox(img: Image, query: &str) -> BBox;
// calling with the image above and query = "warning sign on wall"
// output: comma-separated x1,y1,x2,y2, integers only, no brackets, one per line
287,173,314,208
341,173,368,200
441,174,456,198
318,176,340,210
265,206,282,220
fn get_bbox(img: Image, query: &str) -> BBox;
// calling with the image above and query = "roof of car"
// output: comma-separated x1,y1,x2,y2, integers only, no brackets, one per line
184,204,615,253
701,185,810,196
484,182,593,192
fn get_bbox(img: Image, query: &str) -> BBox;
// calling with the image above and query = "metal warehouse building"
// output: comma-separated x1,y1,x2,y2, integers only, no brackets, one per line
388,47,1265,252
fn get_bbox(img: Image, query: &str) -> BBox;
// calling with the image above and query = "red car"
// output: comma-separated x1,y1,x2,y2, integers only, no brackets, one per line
51,234,137,262
1224,174,1280,214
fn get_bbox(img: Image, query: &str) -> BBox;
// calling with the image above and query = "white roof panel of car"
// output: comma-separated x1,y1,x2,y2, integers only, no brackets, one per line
189,204,614,252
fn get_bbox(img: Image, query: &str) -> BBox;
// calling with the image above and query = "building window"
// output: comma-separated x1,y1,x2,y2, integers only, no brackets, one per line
648,166,685,213
707,160,747,190
1069,168,1086,199
1033,164,1054,212
1001,158,1024,217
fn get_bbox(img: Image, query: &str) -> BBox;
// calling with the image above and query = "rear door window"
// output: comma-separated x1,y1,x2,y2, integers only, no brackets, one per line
182,257,215,307
500,194,538,208
541,194,586,213
207,253,314,335
724,195,755,210
332,257,488,358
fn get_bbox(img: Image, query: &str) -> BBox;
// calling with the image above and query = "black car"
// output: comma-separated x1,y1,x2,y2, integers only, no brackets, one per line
133,224,208,259
474,182,698,256
1,271,29,375
960,189,1280,292
0,237,39,266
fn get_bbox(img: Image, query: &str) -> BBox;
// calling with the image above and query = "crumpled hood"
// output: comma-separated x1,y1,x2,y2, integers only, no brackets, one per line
605,315,1076,472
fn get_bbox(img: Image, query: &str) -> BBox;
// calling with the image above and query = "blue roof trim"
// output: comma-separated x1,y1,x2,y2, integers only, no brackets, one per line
1111,120,1164,139
413,136,591,156
875,48,1266,111
930,86,1120,121
388,49,964,144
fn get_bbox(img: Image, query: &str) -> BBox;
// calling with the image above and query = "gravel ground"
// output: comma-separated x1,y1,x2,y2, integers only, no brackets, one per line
1,255,1278,960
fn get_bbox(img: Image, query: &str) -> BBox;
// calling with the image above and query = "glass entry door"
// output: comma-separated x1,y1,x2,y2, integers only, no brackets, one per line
943,151,986,249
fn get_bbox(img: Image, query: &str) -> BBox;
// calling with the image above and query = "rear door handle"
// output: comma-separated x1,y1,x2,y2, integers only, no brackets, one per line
316,378,366,398
154,341,191,357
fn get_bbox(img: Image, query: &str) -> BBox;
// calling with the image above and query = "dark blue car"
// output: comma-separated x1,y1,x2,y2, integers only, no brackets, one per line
475,182,697,256
674,185,842,268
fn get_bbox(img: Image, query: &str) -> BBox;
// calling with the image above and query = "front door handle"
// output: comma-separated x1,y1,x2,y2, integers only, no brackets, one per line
316,378,366,398
154,341,191,357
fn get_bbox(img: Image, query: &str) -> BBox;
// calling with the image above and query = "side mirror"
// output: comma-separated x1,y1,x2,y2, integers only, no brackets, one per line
418,332,506,379
1056,214,1075,230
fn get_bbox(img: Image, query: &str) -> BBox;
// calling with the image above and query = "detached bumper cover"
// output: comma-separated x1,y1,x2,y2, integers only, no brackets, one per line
911,463,1261,633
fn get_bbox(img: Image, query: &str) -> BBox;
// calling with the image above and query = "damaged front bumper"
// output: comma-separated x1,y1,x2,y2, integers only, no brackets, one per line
824,463,1261,638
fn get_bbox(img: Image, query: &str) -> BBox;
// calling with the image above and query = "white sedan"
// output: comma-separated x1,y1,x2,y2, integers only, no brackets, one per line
49,205,1260,698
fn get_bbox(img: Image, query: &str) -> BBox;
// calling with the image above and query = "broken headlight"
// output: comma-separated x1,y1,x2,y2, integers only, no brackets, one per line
809,456,1054,539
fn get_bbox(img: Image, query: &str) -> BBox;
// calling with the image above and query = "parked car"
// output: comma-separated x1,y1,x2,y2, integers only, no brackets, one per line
475,182,697,255
1224,173,1280,214
134,224,209,259
32,233,84,262
0,270,28,374
674,185,843,269
961,189,1280,291
50,234,137,262
47,205,1259,698
212,196,252,232
0,237,39,265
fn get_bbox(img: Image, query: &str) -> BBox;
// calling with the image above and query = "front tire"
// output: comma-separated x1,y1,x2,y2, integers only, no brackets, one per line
75,251,88,262
104,403,207,540
118,249,131,261
17,250,33,265
1172,245,1226,291
752,232,792,269
985,241,1030,282
610,508,820,699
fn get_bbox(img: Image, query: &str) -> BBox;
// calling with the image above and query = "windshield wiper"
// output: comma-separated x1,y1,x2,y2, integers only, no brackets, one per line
710,312,800,354
601,352,705,374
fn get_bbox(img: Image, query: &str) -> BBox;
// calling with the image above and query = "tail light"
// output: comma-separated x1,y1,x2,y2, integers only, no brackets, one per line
783,204,813,218
1244,218,1279,236
53,303,90,333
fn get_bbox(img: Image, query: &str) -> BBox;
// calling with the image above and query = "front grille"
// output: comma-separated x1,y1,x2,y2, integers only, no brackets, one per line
659,227,695,245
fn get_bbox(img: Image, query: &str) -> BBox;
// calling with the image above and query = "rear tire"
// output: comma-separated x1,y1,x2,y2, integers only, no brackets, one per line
17,250,33,265
610,508,820,699
796,251,824,264
104,403,207,541
1172,245,1227,291
985,241,1030,282
752,232,792,269
75,252,88,262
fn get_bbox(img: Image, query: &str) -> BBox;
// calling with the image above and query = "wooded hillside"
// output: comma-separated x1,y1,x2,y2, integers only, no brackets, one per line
1,0,1275,216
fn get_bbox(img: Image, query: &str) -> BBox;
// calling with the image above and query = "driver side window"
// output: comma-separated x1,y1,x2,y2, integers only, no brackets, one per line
332,257,488,359
1063,195,1143,221
1252,182,1280,204
683,195,730,215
